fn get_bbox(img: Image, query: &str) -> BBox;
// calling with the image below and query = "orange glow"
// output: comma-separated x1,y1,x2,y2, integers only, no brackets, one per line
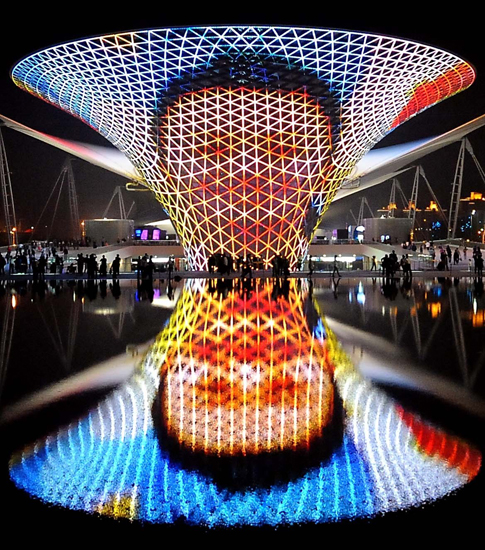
158,280,334,456
472,310,485,328
397,407,481,478
426,201,439,211
157,87,340,270
391,62,474,129
428,302,441,318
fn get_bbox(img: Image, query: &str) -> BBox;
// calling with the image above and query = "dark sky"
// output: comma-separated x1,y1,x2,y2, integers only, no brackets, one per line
1,7,484,234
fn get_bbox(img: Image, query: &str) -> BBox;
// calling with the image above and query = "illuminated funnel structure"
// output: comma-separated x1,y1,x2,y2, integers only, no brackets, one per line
157,56,341,268
157,279,334,456
12,27,475,269
9,279,481,525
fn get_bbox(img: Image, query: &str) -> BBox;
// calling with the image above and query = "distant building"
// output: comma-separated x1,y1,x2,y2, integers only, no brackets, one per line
458,192,485,242
376,199,448,241
84,219,134,246
411,202,448,241
363,217,413,244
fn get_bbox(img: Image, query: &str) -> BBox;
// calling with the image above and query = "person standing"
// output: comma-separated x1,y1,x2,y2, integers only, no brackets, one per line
77,253,84,275
38,254,46,280
476,254,484,278
446,244,452,265
332,255,341,278
99,255,108,277
167,256,174,282
402,255,412,280
147,256,155,282
111,254,121,278
453,248,460,265
441,249,449,270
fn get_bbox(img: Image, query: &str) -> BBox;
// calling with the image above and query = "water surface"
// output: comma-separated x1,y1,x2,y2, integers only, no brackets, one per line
0,277,483,536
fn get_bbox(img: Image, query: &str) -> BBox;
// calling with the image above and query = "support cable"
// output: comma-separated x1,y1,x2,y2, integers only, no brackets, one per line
410,298,422,357
103,186,127,219
388,179,397,218
349,208,358,225
395,180,409,209
449,287,469,387
30,168,64,242
48,176,65,241
407,167,419,239
0,128,17,246
419,167,448,225
126,201,135,219
420,302,448,361
356,197,374,227
0,296,15,407
465,138,485,187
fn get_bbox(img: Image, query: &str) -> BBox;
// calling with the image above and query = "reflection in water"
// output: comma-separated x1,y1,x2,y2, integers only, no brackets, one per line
9,279,481,526
0,293,16,405
159,278,334,457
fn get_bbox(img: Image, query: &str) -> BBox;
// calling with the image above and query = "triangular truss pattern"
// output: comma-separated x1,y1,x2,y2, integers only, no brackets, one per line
12,27,475,268
157,87,340,268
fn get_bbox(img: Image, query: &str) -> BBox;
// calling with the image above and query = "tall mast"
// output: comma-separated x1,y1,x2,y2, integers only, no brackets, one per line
0,128,17,246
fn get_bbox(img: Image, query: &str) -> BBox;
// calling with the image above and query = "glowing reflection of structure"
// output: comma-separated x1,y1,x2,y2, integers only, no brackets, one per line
11,27,474,269
0,294,16,404
9,280,480,526
158,280,333,455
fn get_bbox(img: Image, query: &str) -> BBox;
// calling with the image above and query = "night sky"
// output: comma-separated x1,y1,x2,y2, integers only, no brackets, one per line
1,7,484,236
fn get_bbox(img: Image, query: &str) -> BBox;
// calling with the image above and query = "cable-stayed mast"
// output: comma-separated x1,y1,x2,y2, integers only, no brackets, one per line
0,128,17,246
31,158,80,242
103,186,127,219
65,160,80,241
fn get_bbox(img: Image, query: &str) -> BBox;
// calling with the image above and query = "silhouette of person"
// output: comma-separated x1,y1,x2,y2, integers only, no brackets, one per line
111,254,121,278
99,255,108,277
332,255,341,278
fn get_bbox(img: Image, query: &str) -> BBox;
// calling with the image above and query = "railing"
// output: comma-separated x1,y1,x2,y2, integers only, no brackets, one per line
131,240,182,246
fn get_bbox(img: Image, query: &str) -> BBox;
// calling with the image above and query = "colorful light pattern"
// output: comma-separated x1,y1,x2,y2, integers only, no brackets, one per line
158,279,334,455
9,279,481,526
158,86,338,268
11,27,475,268
390,62,474,129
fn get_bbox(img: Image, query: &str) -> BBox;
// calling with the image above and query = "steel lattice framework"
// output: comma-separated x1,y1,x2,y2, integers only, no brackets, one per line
12,27,475,268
